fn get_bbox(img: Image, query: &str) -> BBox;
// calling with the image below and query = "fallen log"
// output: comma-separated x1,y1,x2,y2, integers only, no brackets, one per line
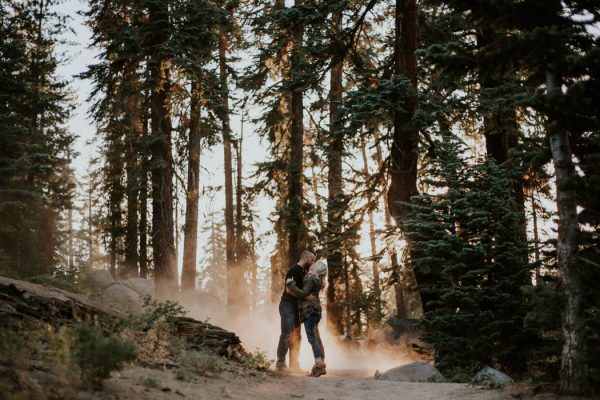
0,275,244,358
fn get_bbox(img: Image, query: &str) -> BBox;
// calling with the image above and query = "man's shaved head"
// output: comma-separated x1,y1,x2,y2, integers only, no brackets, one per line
300,250,316,267
301,250,315,259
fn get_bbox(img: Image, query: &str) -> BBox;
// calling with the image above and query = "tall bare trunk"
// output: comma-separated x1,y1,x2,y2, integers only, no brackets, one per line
219,27,237,314
182,81,202,294
286,0,307,266
67,201,74,273
87,171,94,271
374,133,406,317
149,0,177,298
270,0,292,302
234,144,243,257
387,0,421,313
309,150,324,231
108,142,123,278
343,256,351,339
360,138,381,320
123,65,141,278
532,193,541,283
546,66,588,395
387,0,418,222
139,112,149,279
326,1,345,335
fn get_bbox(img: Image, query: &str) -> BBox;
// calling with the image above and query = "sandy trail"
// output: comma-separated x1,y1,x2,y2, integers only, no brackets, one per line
93,366,506,400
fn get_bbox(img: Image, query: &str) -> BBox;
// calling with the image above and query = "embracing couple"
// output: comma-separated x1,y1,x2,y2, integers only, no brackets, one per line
276,250,328,377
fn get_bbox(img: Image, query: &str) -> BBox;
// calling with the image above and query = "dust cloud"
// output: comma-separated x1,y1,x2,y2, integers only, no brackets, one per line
184,301,414,375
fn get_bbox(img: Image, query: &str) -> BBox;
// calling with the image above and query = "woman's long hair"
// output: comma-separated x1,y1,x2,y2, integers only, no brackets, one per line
309,260,328,291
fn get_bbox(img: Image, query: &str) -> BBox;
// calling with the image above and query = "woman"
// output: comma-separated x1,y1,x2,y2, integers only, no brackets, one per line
286,260,328,377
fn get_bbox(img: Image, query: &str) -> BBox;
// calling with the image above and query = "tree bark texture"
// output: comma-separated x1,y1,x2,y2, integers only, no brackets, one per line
123,63,141,278
546,67,588,395
220,28,237,314
149,0,177,299
182,81,202,294
286,0,307,267
326,1,345,336
139,112,149,279
374,133,406,317
360,138,381,322
387,0,418,223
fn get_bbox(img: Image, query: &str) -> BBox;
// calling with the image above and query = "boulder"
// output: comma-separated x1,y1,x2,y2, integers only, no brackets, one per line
121,277,154,297
99,283,141,312
473,366,513,387
87,269,116,290
374,362,446,382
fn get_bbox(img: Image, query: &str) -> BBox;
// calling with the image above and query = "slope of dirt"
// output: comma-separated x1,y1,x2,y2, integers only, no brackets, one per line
0,276,560,400
88,364,510,400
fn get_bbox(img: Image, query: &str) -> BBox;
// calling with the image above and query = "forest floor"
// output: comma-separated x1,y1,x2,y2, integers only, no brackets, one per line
82,362,538,400
0,275,578,400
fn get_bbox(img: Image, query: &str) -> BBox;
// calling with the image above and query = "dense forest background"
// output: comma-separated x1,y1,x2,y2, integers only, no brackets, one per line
1,0,599,395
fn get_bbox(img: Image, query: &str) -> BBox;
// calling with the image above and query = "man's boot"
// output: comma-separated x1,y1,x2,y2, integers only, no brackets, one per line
275,360,290,373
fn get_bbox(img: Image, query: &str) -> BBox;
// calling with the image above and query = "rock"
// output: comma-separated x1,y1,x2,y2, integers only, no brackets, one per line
99,283,142,312
374,362,446,382
121,277,154,297
473,366,513,387
87,269,116,290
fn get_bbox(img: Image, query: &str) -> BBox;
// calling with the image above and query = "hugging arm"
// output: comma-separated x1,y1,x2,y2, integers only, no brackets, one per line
286,278,317,299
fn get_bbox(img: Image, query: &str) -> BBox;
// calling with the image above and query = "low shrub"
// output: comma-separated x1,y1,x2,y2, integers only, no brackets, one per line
176,350,222,380
71,324,137,388
127,296,187,331
240,350,272,371
137,373,160,389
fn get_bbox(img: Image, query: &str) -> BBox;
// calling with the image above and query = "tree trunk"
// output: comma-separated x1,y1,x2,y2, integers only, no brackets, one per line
235,110,244,263
219,27,237,314
87,171,94,271
139,111,149,279
309,153,324,231
343,256,351,339
546,66,588,395
326,1,345,336
182,81,203,295
532,193,541,283
374,132,407,317
387,0,422,312
360,138,381,322
234,146,243,257
108,141,123,278
123,64,141,278
387,0,418,223
286,0,306,267
149,0,177,298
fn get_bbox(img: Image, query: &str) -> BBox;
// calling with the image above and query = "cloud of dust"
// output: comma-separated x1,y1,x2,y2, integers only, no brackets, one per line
184,301,415,375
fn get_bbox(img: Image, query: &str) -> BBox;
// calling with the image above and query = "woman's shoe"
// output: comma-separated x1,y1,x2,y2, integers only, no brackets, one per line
309,362,326,377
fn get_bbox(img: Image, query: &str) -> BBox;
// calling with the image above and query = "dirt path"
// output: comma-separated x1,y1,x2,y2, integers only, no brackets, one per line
91,365,507,400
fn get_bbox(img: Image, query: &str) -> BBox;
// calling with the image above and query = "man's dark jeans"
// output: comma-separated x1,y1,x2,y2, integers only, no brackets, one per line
276,299,301,368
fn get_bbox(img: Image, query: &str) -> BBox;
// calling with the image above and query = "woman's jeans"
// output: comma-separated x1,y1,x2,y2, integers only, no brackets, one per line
276,300,301,368
304,314,324,360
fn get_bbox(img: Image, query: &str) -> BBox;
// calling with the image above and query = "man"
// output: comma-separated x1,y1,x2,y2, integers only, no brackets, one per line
276,250,316,373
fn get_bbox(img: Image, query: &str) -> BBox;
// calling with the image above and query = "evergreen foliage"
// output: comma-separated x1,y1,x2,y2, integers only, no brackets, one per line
0,0,76,276
406,140,533,375
71,324,137,388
